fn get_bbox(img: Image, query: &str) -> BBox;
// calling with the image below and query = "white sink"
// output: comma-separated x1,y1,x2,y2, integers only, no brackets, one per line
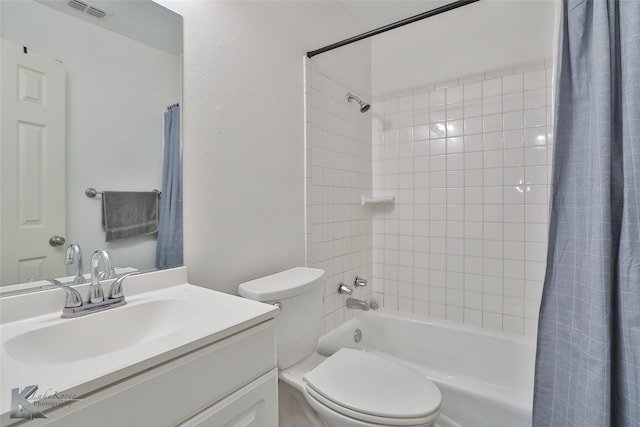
0,267,277,420
4,298,205,364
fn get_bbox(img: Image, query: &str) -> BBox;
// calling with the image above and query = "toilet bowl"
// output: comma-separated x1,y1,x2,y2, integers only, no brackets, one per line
238,268,441,427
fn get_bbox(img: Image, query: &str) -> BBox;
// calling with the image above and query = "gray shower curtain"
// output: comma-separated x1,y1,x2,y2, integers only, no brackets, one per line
533,1,640,426
156,104,183,269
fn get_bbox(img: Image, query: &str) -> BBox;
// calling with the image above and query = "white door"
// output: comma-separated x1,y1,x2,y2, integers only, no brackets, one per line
1,39,66,285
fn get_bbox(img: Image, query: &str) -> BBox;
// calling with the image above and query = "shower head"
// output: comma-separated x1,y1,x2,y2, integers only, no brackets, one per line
347,92,370,113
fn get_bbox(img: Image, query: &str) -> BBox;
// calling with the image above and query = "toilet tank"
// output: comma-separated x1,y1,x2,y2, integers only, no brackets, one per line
238,267,325,369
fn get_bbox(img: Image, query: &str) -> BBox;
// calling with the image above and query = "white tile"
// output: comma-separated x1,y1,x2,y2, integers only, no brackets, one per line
504,111,524,130
504,204,525,223
464,99,483,117
526,185,548,204
448,170,465,187
483,96,502,115
430,302,446,319
525,261,547,282
504,259,525,280
413,92,429,110
464,152,483,170
447,153,464,170
484,168,503,186
525,146,548,166
464,116,484,135
524,127,547,146
483,114,503,133
504,222,525,241
524,108,547,127
414,124,429,141
483,150,504,168
465,134,484,152
524,88,546,109
483,294,503,313
504,166,524,186
504,148,524,167
465,187,483,205
430,122,447,139
503,92,523,112
526,241,548,262
503,74,523,94
447,137,465,154
484,186,503,204
464,309,484,327
464,82,482,100
430,170,447,187
484,204,503,222
447,288,464,306
525,223,549,243
483,312,503,331
447,103,464,120
483,77,503,96
484,221,504,240
523,69,547,90
430,89,446,107
504,278,525,298
446,86,464,104
503,315,524,334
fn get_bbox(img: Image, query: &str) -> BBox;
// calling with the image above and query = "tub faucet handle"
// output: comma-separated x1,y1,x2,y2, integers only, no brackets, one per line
354,276,367,287
338,283,353,295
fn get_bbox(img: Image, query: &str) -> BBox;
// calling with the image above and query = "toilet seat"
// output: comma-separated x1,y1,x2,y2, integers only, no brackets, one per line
303,348,441,426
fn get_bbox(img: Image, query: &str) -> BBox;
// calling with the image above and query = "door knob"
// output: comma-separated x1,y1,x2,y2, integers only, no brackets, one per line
49,235,66,247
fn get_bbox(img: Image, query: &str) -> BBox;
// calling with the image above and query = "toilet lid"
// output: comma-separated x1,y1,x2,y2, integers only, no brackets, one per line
303,348,441,421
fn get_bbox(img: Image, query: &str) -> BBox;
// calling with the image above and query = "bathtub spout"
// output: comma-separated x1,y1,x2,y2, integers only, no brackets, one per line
346,297,369,311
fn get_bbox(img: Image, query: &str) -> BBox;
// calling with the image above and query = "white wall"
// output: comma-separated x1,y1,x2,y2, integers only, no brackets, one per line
372,0,557,97
157,1,370,294
1,0,181,272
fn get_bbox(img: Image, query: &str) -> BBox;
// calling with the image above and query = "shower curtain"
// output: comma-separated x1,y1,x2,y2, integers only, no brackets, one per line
155,104,183,269
533,1,639,426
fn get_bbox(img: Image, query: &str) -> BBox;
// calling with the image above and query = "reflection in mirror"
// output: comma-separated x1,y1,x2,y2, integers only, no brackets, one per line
0,0,183,293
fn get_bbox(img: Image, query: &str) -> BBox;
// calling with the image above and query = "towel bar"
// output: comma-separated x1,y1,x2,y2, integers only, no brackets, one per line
85,187,161,198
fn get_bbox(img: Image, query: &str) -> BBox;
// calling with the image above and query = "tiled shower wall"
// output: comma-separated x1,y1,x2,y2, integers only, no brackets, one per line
304,61,373,334
371,60,554,336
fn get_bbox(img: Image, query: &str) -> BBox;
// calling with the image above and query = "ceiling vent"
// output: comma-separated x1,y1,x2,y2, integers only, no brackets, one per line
65,0,111,20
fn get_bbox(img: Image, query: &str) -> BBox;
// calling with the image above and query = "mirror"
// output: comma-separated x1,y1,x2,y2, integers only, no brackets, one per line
0,0,182,292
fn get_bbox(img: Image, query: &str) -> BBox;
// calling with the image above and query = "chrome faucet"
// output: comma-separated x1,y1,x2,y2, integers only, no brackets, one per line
64,243,86,285
89,250,116,303
346,297,370,311
40,250,134,318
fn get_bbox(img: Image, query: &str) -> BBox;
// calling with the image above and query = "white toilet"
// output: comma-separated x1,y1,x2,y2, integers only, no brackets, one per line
238,267,441,427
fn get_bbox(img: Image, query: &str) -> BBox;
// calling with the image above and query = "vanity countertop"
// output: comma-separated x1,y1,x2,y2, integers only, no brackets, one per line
0,267,277,422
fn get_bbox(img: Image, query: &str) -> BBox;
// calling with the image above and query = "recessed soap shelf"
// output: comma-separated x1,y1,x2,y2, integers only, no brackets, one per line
360,195,395,206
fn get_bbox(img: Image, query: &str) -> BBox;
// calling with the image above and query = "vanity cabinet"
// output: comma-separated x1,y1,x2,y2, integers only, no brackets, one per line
20,320,277,427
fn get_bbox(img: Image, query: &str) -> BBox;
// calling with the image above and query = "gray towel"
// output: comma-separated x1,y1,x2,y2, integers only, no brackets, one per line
102,191,159,242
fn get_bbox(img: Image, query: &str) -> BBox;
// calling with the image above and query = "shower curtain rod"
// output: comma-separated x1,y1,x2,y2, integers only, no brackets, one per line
306,0,480,58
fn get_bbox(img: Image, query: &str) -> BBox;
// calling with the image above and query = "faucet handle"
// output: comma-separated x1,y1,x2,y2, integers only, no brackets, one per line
354,276,367,287
338,283,353,295
40,279,83,308
108,271,139,299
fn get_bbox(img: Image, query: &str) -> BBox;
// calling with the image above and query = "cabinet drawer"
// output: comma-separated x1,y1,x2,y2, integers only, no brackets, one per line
37,320,276,427
179,369,278,427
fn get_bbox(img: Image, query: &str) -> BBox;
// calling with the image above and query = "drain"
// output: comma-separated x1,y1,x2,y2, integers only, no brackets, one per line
354,328,362,343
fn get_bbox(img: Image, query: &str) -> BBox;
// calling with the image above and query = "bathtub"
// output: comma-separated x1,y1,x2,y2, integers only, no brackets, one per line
317,310,536,427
